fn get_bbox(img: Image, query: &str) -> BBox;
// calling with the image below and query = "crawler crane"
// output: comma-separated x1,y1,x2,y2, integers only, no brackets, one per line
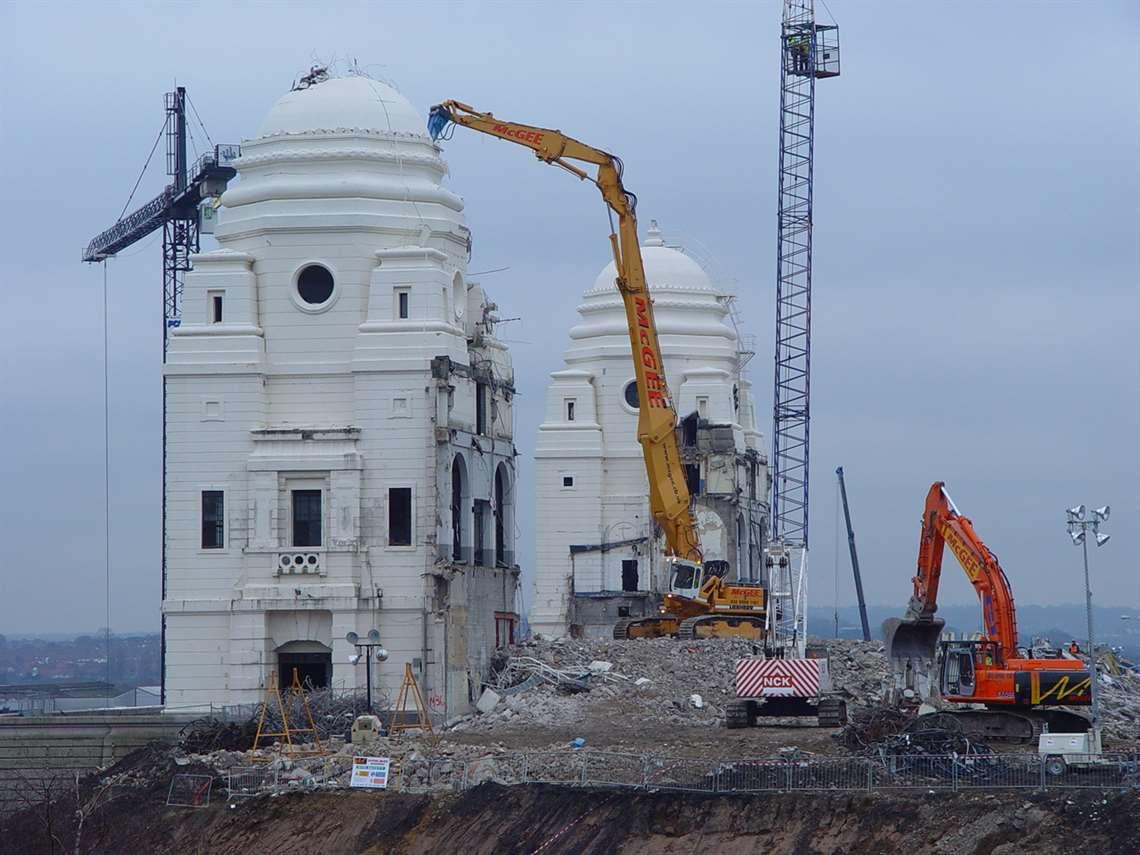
428,102,767,640
884,482,1093,741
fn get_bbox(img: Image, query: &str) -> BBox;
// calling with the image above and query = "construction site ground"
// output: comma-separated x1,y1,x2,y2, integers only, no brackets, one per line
4,756,1138,855
455,636,1140,754
5,636,1138,854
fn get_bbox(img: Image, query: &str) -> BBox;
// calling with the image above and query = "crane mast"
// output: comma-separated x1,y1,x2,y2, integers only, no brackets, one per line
82,88,238,702
769,0,840,651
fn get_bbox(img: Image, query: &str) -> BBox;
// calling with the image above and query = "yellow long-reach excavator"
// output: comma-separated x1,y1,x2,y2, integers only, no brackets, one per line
428,102,767,640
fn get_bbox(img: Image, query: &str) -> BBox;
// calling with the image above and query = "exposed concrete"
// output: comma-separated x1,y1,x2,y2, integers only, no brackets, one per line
0,712,194,814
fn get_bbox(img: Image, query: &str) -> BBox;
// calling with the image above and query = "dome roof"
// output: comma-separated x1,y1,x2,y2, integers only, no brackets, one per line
590,221,714,294
257,75,426,139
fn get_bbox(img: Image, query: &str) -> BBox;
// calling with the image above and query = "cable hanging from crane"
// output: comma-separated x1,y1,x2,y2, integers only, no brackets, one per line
116,121,167,224
186,93,214,149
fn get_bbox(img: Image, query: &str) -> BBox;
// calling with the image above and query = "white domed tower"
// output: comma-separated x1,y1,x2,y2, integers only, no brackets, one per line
531,222,769,638
163,75,520,715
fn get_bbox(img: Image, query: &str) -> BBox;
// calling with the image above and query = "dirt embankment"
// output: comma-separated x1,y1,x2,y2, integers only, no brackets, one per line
5,763,1138,855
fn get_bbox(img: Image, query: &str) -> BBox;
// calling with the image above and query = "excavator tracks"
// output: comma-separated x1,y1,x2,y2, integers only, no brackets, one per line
676,615,766,641
612,616,680,640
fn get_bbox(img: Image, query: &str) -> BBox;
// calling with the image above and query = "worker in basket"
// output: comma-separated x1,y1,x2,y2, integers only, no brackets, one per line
789,33,811,73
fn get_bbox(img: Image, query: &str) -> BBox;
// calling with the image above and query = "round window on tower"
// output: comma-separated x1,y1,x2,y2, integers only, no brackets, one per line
294,264,336,310
622,379,640,410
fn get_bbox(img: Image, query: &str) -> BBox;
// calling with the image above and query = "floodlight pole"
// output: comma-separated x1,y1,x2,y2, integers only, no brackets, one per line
1080,533,1097,734
1066,505,1109,745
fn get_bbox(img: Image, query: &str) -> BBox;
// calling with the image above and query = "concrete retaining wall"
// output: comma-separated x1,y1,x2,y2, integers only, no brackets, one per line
0,713,194,814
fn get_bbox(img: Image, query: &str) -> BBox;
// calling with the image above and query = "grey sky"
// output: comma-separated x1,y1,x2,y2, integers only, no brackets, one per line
1,1,1137,634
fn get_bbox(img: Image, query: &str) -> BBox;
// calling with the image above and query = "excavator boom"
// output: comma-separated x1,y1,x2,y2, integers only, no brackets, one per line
884,481,1020,663
428,101,700,562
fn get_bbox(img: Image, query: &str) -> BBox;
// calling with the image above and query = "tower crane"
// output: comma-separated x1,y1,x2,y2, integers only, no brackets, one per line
767,0,840,655
81,87,239,702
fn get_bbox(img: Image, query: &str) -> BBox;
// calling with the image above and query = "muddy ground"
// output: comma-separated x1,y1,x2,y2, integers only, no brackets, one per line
4,773,1137,855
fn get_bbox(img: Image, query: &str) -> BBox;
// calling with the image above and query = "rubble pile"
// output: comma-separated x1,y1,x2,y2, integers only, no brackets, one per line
819,638,890,708
1096,668,1140,744
452,636,894,733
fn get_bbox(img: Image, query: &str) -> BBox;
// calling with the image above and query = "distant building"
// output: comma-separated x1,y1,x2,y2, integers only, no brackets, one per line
163,76,520,717
530,224,769,638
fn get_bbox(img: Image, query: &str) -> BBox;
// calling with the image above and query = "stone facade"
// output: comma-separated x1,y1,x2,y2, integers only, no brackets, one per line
531,224,769,638
162,76,519,718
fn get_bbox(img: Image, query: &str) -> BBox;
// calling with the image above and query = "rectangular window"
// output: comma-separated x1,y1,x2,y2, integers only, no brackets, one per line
396,288,410,319
562,475,574,488
292,489,322,547
476,382,488,435
201,490,224,549
208,290,223,324
494,614,517,649
622,559,639,592
565,399,576,421
697,396,709,419
388,487,412,546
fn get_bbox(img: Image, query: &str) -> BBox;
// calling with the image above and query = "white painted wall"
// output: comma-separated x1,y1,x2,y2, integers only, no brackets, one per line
532,224,767,637
163,77,518,716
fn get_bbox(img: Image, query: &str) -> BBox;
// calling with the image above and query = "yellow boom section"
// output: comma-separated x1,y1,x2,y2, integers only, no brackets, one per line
428,101,701,562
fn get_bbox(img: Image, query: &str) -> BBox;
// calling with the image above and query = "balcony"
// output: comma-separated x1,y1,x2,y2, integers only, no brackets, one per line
276,551,323,576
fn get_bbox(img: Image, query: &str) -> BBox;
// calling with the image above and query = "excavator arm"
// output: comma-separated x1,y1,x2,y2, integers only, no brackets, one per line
886,481,1021,663
428,101,701,562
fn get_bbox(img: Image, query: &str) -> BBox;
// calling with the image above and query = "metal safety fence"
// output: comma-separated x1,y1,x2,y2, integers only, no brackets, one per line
188,750,1138,804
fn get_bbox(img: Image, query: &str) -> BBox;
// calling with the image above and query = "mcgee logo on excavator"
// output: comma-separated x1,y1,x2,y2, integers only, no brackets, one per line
634,296,669,408
491,124,544,145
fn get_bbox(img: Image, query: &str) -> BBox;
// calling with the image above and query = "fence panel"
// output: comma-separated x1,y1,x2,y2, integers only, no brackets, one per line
645,756,718,793
790,757,872,791
583,753,647,789
872,755,956,790
523,752,585,786
956,754,1040,789
1043,753,1138,790
224,768,275,799
167,774,213,807
715,759,788,792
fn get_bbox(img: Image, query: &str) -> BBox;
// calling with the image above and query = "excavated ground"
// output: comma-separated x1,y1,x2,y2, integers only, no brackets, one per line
5,766,1138,855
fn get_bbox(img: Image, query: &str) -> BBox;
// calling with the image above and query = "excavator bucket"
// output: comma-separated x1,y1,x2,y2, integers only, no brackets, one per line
882,617,945,662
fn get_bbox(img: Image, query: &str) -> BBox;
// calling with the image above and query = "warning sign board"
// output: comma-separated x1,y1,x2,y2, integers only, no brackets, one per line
350,756,391,789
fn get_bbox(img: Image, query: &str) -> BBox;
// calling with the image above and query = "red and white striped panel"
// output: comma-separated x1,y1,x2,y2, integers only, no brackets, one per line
735,658,822,698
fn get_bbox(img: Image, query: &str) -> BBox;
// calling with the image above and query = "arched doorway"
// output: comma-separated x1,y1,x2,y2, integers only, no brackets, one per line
276,640,332,690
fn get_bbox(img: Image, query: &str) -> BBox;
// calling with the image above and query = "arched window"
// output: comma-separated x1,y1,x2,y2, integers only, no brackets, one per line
451,455,469,562
495,465,507,566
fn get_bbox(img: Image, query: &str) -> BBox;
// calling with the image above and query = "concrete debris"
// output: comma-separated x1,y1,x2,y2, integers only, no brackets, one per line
588,661,614,673
690,694,704,709
476,689,502,714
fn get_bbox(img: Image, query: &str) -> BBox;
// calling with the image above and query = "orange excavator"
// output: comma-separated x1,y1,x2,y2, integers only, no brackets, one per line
884,482,1092,741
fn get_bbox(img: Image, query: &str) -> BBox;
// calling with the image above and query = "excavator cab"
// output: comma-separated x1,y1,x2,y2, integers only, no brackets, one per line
668,559,704,600
939,639,1000,699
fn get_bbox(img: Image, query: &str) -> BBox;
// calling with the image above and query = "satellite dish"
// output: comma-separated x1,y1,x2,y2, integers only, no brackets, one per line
345,631,359,644
367,629,381,643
